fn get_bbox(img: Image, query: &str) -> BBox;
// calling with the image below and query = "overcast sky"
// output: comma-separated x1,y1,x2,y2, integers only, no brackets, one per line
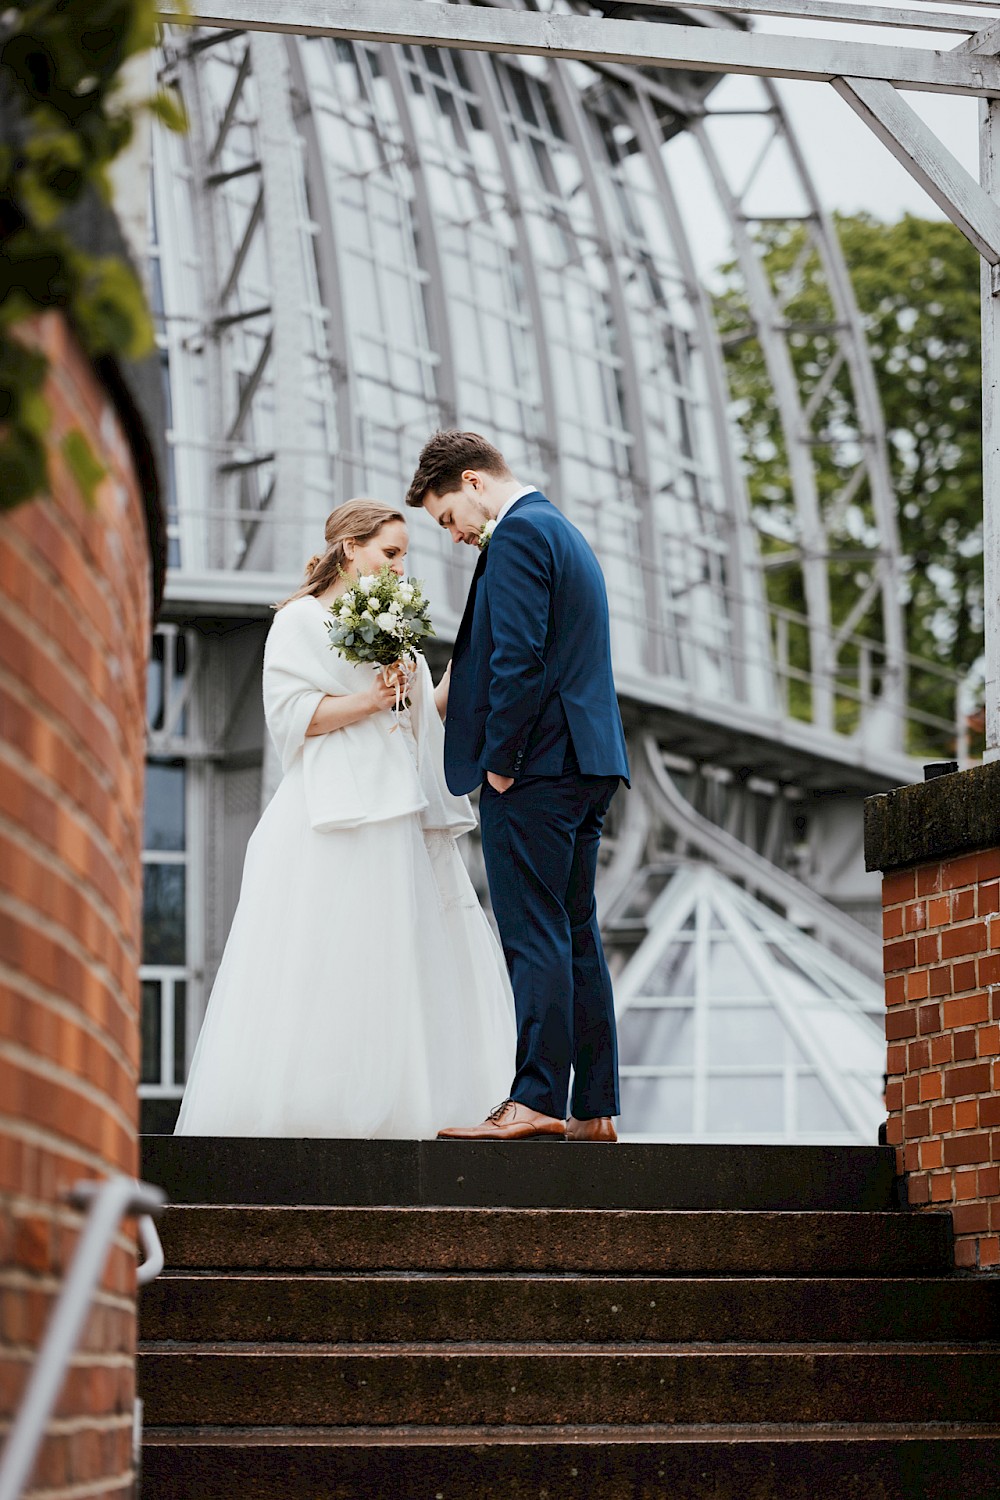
664,13,980,278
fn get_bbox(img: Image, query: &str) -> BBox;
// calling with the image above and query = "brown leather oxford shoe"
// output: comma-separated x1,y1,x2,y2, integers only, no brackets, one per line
437,1099,566,1141
566,1115,618,1142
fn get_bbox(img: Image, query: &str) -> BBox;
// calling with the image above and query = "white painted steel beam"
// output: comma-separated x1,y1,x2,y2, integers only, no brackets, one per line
251,33,311,576
630,91,773,711
957,18,1000,53
981,97,1000,760
158,2,1000,96
465,49,565,510
664,0,986,36
832,74,1000,261
284,42,359,497
773,80,907,738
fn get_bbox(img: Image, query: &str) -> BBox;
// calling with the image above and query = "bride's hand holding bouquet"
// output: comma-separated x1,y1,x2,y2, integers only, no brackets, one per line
325,565,434,712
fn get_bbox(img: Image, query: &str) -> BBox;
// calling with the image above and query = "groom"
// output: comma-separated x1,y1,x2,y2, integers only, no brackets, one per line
406,431,630,1142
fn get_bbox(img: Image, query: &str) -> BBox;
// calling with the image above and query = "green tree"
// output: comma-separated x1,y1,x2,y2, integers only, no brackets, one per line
715,213,981,748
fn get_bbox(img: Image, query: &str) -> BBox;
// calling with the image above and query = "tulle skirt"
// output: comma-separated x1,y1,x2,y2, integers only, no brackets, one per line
174,760,515,1137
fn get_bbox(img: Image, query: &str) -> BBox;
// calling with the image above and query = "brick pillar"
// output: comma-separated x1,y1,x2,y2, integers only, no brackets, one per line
866,766,1000,1272
0,314,162,1495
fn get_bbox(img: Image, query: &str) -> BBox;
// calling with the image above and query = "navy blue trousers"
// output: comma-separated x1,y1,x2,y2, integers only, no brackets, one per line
479,773,621,1121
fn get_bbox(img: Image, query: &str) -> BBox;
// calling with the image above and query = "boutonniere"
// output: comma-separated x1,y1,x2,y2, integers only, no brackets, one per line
477,519,497,551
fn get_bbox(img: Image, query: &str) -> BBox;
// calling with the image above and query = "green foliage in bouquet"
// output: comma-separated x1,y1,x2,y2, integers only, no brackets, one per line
1,1,187,511
325,566,435,668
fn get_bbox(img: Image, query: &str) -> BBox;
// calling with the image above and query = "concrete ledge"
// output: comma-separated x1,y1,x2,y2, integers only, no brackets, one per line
141,1137,900,1212
864,762,1000,874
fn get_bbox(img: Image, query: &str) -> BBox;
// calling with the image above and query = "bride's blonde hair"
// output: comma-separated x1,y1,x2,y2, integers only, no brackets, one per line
276,499,406,608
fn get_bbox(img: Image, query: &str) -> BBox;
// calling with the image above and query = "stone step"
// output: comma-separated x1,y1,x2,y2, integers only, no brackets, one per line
156,1206,954,1276
139,1425,1000,1500
140,1136,901,1211
139,1345,1000,1428
140,1271,1000,1345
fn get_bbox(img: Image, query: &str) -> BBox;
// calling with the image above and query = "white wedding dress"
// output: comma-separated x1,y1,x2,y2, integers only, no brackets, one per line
174,595,515,1138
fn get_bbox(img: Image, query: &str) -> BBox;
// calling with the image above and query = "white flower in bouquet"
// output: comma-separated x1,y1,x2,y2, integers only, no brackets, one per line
325,564,435,674
478,519,497,551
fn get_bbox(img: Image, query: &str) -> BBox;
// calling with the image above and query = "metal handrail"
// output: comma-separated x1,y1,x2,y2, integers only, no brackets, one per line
136,1212,165,1288
0,1175,166,1500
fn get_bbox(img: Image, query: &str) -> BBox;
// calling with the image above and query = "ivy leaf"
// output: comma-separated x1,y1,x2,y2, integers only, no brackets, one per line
0,425,49,511
19,126,84,223
18,385,51,440
0,336,49,407
1,1,187,516
73,255,154,358
123,0,165,57
61,428,107,508
149,87,187,134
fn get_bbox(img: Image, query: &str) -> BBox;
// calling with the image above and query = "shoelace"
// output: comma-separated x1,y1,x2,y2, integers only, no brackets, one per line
487,1098,515,1123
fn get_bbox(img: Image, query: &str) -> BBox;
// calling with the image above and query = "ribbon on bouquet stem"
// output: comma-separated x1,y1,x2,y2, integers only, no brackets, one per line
381,658,416,729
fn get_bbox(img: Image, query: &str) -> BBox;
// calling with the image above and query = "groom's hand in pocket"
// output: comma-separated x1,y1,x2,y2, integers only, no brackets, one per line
486,771,515,794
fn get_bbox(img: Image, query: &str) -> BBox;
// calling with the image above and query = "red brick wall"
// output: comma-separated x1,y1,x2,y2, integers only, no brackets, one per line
0,315,152,1494
882,851,1000,1271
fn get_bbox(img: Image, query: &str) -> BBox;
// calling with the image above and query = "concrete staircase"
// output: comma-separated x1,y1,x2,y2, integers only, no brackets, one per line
138,1138,1000,1498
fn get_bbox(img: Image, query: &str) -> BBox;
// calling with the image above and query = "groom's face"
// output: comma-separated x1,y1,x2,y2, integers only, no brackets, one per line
423,474,491,546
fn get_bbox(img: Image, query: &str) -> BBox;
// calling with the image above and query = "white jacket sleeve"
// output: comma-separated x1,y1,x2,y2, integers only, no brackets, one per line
262,607,328,773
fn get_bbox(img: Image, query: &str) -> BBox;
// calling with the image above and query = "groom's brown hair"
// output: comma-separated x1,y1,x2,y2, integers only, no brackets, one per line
405,430,512,509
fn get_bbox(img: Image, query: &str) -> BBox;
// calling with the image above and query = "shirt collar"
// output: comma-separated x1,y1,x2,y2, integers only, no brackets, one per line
495,484,537,526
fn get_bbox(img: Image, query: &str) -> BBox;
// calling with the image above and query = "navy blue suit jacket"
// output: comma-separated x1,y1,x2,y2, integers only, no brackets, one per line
444,491,630,797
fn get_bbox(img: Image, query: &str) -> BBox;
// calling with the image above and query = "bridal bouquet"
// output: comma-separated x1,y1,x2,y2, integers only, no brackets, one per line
325,566,434,672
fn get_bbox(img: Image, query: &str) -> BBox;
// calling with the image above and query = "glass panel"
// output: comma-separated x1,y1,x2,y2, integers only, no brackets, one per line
707,1073,784,1134
171,633,188,736
144,762,186,852
708,1007,785,1066
620,869,672,921
618,1007,694,1067
620,1075,693,1135
140,979,162,1086
173,979,188,1086
142,865,186,966
766,942,837,992
146,637,164,731
798,1073,850,1132
639,940,697,998
801,1002,885,1063
704,940,766,998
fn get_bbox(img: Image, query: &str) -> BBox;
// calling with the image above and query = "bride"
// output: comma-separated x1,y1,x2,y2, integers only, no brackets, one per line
175,499,515,1137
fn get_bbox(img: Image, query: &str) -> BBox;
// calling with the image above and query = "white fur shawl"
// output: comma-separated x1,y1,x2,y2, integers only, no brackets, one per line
263,595,476,837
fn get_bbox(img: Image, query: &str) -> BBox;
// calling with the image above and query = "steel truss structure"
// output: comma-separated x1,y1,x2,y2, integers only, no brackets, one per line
160,0,1000,768
138,0,995,1127
142,2,1000,1084
155,2,970,787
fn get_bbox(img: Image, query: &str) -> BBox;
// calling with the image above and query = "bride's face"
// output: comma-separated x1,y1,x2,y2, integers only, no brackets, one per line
344,520,409,579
